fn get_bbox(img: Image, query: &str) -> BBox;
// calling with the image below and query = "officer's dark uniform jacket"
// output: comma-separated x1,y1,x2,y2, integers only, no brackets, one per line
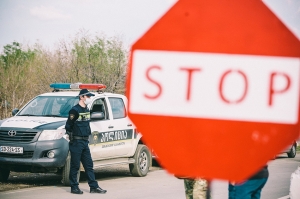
65,104,91,137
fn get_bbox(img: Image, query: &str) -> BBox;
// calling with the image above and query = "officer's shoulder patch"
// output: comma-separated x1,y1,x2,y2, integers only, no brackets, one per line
70,114,75,120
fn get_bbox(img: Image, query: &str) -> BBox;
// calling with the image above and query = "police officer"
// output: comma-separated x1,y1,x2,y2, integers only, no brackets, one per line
65,88,107,194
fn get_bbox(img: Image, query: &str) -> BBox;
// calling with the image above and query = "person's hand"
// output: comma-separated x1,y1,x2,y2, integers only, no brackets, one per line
63,134,70,142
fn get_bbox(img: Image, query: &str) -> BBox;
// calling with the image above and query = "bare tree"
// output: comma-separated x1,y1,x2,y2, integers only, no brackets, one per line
0,31,128,119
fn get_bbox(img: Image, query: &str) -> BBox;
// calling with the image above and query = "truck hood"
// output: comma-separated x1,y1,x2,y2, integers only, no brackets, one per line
0,116,66,129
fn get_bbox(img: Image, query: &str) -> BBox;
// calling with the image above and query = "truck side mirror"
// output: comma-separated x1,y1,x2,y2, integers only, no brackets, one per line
91,112,105,120
12,108,19,116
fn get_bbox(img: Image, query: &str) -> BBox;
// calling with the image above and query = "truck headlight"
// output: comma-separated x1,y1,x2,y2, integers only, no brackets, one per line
38,129,66,141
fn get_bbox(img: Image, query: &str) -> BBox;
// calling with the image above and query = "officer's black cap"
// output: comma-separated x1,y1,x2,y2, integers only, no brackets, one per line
78,89,95,97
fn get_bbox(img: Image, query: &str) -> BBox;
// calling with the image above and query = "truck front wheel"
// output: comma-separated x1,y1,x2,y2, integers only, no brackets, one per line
287,144,297,158
129,144,151,177
61,152,80,186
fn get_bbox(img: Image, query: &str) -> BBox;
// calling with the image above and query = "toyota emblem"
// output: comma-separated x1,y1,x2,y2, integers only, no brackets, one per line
8,130,17,137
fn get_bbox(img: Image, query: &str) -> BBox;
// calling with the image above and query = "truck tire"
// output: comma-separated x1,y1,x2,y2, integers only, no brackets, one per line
0,168,10,182
287,144,297,158
129,144,151,177
61,152,80,186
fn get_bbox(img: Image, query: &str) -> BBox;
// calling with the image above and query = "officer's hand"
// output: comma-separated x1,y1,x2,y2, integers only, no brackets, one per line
63,134,70,142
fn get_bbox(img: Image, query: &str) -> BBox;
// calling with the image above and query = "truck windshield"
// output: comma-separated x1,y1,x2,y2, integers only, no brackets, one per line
18,96,79,118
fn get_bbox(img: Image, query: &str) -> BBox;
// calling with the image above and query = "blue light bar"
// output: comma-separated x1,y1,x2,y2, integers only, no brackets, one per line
50,83,71,89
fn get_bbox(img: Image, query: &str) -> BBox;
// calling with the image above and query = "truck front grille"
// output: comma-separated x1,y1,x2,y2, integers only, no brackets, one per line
0,130,38,142
0,151,34,158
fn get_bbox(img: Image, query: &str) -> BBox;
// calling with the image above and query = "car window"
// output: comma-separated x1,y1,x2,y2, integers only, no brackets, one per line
18,96,78,117
108,97,126,119
91,98,109,120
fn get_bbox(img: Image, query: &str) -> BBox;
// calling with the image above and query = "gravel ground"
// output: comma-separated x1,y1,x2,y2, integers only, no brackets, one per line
0,162,162,192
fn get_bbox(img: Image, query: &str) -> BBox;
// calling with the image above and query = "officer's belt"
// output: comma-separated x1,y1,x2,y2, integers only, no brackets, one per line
73,136,89,140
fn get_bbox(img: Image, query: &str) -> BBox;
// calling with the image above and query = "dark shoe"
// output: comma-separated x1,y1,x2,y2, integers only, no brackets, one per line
71,188,83,194
90,187,107,194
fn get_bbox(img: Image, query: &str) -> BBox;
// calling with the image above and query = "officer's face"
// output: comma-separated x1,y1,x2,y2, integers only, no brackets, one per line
82,95,92,105
82,95,91,99
80,95,90,100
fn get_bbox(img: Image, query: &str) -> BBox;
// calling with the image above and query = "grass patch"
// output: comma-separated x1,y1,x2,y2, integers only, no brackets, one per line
297,146,300,151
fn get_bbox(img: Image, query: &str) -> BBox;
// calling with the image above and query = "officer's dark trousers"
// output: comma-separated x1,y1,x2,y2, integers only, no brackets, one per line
228,178,268,199
69,139,98,189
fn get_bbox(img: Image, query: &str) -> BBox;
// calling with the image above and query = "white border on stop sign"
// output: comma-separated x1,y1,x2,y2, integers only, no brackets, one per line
129,50,300,124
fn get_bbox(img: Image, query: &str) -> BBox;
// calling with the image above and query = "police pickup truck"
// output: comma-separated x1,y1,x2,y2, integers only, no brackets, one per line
0,83,151,185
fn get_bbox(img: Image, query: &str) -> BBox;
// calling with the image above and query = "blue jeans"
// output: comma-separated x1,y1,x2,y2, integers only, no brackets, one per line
228,178,268,199
69,139,99,189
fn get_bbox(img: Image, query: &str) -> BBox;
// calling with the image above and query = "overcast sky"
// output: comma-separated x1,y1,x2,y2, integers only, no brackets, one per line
0,0,299,52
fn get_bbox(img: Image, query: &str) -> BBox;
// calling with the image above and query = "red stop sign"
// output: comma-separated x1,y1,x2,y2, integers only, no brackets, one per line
126,0,300,181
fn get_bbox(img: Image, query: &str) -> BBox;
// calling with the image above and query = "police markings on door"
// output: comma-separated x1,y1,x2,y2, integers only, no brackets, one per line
130,50,300,124
91,129,133,147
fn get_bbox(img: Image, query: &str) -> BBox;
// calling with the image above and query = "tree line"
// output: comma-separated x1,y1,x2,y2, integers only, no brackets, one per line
0,32,128,119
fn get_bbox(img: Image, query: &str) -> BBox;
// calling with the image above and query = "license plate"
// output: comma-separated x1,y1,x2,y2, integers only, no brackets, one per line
0,146,23,154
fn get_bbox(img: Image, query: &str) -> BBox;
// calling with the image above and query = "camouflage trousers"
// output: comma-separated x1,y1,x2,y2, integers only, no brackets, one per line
184,178,210,199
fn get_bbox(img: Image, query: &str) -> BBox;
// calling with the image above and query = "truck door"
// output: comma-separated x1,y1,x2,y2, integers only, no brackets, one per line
89,98,116,159
107,97,134,157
